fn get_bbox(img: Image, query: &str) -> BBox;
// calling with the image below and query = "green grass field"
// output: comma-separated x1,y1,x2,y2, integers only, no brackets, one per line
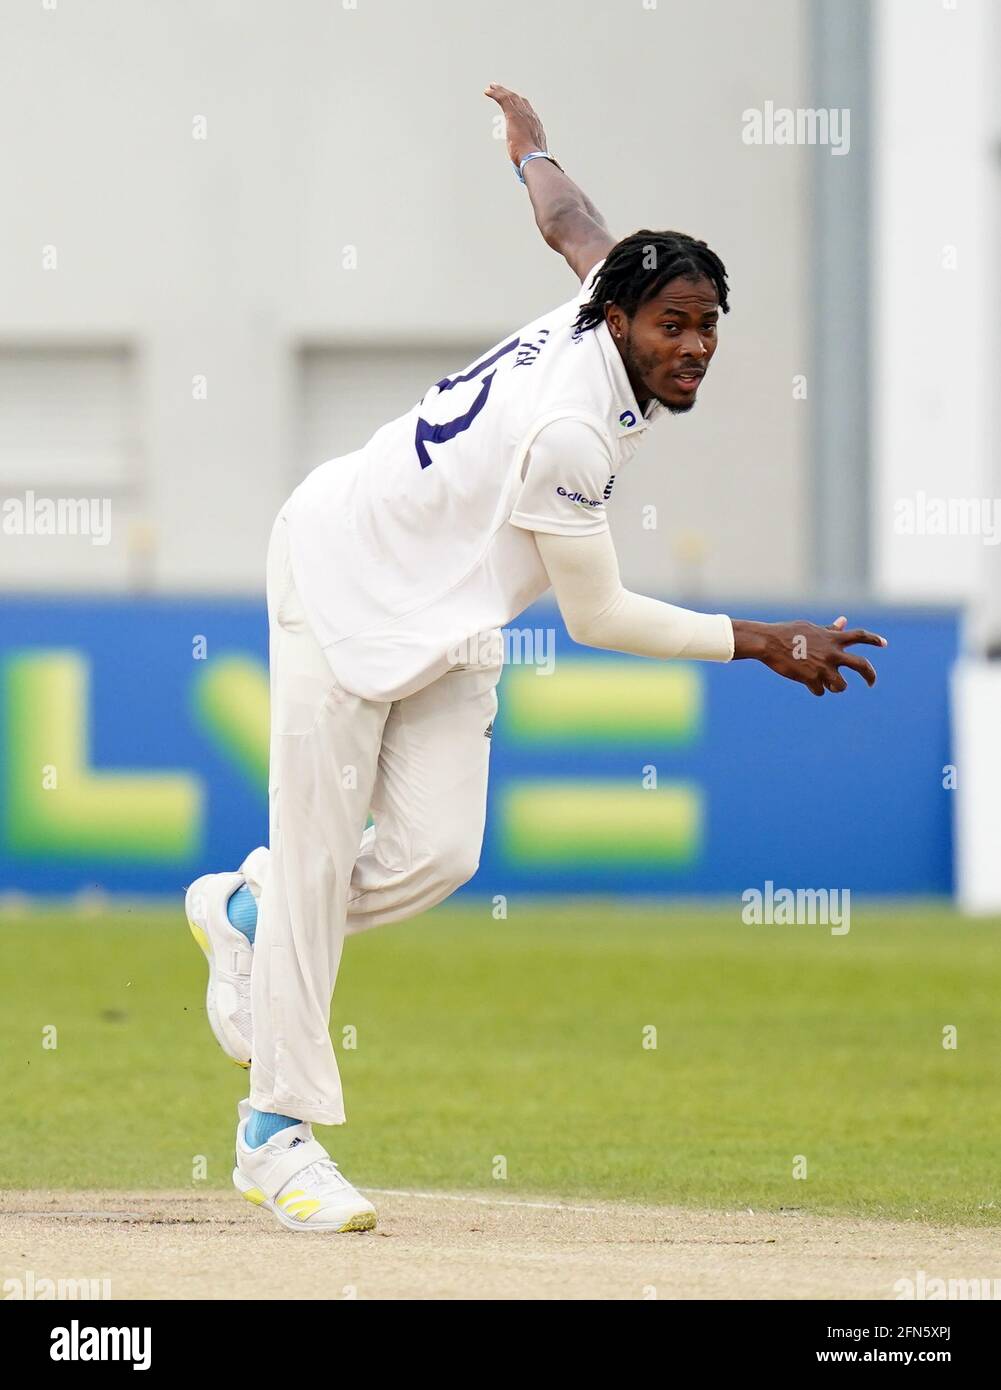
4,900,999,1226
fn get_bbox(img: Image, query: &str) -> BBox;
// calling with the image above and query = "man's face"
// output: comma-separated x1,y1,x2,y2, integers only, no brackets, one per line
606,274,720,414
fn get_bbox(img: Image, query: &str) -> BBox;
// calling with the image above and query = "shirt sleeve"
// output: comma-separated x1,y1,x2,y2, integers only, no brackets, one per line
536,529,735,663
577,258,605,298
509,416,615,537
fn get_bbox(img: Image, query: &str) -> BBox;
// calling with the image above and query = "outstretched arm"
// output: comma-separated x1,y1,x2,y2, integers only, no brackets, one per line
535,531,888,695
485,83,615,282
509,422,889,694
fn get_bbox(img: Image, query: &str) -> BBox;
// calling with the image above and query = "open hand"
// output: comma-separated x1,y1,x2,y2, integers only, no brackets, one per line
732,615,887,696
484,83,548,169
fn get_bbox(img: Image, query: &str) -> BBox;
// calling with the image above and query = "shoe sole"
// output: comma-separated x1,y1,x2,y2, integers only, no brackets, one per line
185,877,251,1069
233,1169,376,1233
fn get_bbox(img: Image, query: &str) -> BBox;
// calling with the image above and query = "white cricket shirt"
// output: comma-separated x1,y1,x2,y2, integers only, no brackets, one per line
284,261,668,701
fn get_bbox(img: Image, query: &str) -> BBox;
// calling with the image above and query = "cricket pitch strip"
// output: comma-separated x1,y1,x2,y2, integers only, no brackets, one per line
3,1189,997,1300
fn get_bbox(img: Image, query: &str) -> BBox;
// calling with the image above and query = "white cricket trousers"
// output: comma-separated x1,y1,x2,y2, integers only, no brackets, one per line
245,513,501,1125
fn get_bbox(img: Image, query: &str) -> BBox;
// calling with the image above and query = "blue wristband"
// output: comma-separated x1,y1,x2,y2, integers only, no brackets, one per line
516,150,560,185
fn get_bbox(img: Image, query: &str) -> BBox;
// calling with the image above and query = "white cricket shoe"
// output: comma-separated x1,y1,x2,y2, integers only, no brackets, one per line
184,847,268,1068
233,1100,377,1233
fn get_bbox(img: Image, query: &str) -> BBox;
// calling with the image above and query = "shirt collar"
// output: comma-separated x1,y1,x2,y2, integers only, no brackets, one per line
594,319,668,438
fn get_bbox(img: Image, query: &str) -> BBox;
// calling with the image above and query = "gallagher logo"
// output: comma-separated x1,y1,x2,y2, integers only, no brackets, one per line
556,486,602,508
619,410,637,428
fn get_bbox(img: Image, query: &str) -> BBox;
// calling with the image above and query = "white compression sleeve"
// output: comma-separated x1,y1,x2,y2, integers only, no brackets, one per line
535,529,734,662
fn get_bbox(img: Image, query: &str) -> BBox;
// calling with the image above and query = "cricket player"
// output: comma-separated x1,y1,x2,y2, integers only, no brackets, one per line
184,86,886,1234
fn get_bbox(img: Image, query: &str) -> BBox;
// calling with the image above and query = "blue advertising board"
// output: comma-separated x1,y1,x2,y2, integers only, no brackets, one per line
0,594,958,897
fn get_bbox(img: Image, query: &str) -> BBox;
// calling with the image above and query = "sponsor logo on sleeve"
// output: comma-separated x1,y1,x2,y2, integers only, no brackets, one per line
556,486,603,509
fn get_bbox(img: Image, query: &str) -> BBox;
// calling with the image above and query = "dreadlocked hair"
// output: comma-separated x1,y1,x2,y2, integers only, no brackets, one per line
573,230,730,334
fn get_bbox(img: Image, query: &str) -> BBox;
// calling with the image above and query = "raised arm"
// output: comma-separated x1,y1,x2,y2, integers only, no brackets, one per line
485,83,615,282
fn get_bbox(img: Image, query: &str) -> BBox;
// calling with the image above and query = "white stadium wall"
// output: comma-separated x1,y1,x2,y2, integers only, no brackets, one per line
871,0,1001,911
